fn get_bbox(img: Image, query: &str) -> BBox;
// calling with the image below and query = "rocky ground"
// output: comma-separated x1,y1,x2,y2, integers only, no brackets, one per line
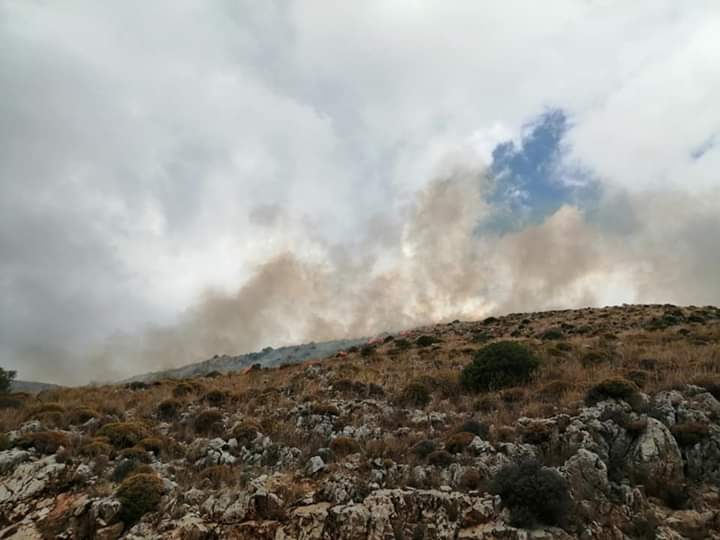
2,304,720,539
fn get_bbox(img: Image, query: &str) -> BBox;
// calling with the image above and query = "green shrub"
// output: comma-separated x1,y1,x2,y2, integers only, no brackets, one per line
193,409,223,436
157,399,182,420
460,342,540,392
26,402,65,420
138,437,164,454
203,389,228,407
0,367,16,393
116,473,164,523
585,378,639,406
398,382,431,408
96,422,147,449
491,460,570,527
416,335,441,347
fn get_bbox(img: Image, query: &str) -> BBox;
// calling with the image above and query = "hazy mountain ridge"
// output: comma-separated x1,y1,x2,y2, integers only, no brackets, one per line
120,337,369,384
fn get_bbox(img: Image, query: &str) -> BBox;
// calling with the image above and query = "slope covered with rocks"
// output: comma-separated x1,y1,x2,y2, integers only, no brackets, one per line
2,304,720,539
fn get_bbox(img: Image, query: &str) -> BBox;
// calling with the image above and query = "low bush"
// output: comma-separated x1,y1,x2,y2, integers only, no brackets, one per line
157,399,182,420
691,376,720,400
585,377,640,406
231,421,261,446
79,440,113,458
444,432,475,454
537,380,571,402
116,473,165,523
460,341,539,392
411,439,437,459
398,382,431,408
329,436,361,457
193,410,223,436
17,431,70,454
416,335,441,347
491,460,570,528
65,407,98,425
427,450,454,467
309,403,340,416
172,382,197,398
0,394,25,409
138,437,164,454
456,420,489,439
97,422,147,449
26,402,65,419
203,389,229,407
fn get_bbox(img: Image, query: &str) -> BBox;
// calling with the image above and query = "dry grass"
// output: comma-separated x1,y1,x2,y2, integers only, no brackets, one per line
2,304,719,489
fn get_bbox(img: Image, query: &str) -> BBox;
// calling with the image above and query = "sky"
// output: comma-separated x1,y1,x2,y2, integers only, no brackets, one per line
1,1,720,384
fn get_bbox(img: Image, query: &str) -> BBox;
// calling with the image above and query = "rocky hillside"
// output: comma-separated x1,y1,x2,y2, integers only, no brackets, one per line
2,304,720,539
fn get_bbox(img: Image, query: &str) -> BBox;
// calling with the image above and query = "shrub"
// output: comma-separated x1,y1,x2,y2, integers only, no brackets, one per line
116,473,165,523
203,390,228,407
329,436,361,457
0,394,24,409
398,382,431,408
126,381,147,391
96,422,147,449
458,469,484,491
394,338,412,350
585,378,640,406
500,388,526,404
456,420,489,439
624,369,651,388
65,407,98,425
79,440,113,458
460,342,540,392
157,399,182,420
309,403,340,416
17,431,70,454
138,437,164,455
193,409,223,436
427,450,454,467
691,377,720,400
360,345,375,357
411,439,437,459
112,458,154,483
445,432,475,454
172,382,197,398
231,421,261,446
581,350,610,367
199,464,234,487
491,460,570,527
0,433,11,451
539,328,563,340
473,396,498,413
27,402,65,419
0,367,16,393
671,422,710,447
416,335,441,347
119,447,151,463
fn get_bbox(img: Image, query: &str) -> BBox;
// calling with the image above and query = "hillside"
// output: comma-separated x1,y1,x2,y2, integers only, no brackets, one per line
2,304,720,539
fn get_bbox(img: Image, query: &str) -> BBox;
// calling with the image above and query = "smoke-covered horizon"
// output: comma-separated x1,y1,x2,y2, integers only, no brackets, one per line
2,2,720,384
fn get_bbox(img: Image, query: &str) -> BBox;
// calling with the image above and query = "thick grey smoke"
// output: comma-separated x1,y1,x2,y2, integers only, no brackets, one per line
75,171,720,383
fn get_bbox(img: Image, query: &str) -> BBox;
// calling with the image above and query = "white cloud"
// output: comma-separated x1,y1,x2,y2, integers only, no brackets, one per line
1,0,719,382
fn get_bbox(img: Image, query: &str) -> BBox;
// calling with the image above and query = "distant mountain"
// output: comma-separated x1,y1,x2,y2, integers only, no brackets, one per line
121,337,369,384
10,380,62,394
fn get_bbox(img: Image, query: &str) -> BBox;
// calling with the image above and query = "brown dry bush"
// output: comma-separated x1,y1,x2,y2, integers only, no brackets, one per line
97,422,148,449
329,436,361,457
193,409,224,436
17,431,71,454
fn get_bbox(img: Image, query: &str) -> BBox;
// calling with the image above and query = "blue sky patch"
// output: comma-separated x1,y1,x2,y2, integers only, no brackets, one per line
481,109,600,234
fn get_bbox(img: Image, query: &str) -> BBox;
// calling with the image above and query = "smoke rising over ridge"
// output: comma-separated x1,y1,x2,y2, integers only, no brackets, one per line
80,172,720,383
2,2,720,384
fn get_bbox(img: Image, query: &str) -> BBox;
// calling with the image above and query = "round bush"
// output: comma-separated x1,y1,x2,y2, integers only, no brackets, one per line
329,436,361,457
456,420,489,439
157,399,181,420
116,473,164,523
398,382,431,408
460,342,540,392
96,422,147,449
491,460,570,527
17,431,70,454
445,432,475,454
193,409,223,436
427,450,454,467
585,377,639,406
411,439,437,458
